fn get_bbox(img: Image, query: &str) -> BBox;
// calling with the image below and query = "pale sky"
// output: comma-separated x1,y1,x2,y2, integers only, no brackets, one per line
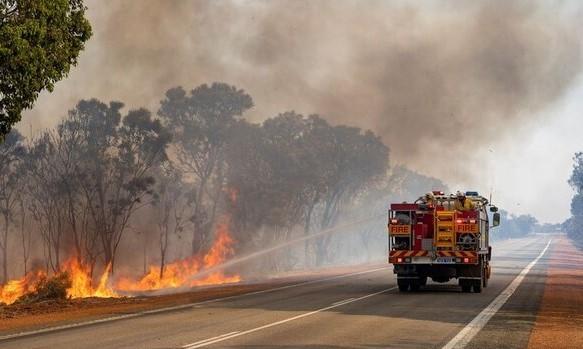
446,76,583,223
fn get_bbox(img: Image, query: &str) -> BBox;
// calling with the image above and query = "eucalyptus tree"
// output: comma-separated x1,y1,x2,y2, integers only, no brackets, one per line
159,83,253,254
46,99,170,274
0,0,92,138
0,130,24,281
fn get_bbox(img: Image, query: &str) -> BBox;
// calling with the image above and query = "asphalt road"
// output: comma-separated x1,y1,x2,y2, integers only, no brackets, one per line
0,235,552,349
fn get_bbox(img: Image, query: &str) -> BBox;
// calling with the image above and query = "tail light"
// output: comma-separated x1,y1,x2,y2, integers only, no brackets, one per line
456,219,463,224
395,257,411,263
390,219,398,224
463,257,470,263
469,219,476,224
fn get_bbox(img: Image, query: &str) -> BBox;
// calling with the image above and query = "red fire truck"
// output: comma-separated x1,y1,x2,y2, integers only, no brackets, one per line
388,191,500,293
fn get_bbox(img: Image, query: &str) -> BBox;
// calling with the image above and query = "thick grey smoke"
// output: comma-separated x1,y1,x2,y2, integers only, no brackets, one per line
21,0,582,181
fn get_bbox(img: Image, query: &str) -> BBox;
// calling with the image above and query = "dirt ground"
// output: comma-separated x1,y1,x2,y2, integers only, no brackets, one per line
0,283,273,334
528,235,583,349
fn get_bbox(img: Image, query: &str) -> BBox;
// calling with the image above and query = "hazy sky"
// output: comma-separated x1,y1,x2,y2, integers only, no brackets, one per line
16,0,583,223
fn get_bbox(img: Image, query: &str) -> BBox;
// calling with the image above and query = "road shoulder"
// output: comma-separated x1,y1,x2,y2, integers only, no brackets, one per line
527,234,583,349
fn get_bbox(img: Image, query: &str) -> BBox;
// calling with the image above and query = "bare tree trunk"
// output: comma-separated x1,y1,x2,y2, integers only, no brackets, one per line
159,227,168,280
2,211,9,283
303,203,315,268
20,200,29,275
142,233,147,275
103,240,115,275
159,253,166,279
191,176,209,255
1,246,6,284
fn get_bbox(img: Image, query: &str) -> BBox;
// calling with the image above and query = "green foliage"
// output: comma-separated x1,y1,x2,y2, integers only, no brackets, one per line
0,0,92,138
566,153,583,242
569,153,583,194
16,272,71,304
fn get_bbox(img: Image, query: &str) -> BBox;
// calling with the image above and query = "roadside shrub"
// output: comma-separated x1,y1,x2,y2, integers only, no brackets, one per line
16,272,72,304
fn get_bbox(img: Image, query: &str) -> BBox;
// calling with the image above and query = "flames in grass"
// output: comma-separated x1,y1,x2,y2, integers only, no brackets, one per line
64,259,117,299
0,217,240,305
115,219,240,292
0,270,46,305
0,262,116,305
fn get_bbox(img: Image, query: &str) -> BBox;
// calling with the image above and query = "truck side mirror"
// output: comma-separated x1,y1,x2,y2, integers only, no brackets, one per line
492,212,501,227
490,206,498,213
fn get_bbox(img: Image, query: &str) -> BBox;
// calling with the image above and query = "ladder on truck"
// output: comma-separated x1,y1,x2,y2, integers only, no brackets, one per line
435,211,456,250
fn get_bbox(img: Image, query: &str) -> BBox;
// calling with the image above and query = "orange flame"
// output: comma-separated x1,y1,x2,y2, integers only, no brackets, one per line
0,259,115,305
1,196,241,304
0,270,45,305
115,217,240,292
64,259,117,299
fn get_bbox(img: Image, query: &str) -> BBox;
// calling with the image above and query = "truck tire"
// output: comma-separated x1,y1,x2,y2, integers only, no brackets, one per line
419,276,427,286
410,280,421,291
482,263,489,288
473,280,482,293
397,279,409,292
460,279,471,293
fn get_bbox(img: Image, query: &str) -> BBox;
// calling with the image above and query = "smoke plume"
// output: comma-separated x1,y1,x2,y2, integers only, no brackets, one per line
21,0,582,182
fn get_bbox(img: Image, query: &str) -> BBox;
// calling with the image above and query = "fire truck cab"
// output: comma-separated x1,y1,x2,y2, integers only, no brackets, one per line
388,191,500,293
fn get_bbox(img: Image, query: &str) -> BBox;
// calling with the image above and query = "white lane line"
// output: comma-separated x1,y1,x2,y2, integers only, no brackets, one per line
332,297,355,306
0,266,387,342
182,332,240,348
182,286,397,348
442,239,552,349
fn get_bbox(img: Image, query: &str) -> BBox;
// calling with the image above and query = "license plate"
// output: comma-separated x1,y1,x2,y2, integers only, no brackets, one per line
412,256,431,264
435,257,455,264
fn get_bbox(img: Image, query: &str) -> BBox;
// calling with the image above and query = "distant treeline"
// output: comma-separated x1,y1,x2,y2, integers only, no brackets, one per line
491,210,538,241
564,153,583,244
0,82,451,283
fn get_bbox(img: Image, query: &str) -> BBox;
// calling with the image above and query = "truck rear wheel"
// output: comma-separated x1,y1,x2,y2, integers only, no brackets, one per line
410,280,421,291
472,280,482,293
397,279,409,292
460,279,471,293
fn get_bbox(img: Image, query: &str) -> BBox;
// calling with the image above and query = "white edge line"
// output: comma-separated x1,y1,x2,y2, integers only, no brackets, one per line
441,239,552,349
184,286,398,348
0,266,387,342
182,331,240,348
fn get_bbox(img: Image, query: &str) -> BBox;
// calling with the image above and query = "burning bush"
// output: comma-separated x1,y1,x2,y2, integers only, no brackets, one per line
15,272,72,304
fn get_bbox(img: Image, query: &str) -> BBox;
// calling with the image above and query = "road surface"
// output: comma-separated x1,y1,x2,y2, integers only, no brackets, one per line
0,235,552,349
